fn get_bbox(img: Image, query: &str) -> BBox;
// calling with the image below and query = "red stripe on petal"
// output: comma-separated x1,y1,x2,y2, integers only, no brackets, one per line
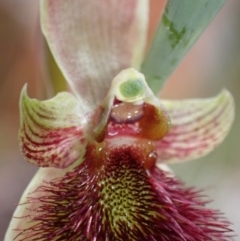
157,90,234,163
19,86,87,168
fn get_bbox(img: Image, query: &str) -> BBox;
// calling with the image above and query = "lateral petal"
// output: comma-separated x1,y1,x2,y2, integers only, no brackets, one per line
41,0,148,112
19,85,87,168
157,89,234,163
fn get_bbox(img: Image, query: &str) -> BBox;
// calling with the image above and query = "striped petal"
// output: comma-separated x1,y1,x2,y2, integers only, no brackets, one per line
157,89,234,163
41,0,148,112
19,85,87,168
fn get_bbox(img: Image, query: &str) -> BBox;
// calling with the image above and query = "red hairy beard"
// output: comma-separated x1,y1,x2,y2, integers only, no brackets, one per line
15,143,233,241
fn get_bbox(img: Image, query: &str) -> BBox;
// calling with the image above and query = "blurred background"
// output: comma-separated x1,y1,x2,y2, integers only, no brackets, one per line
0,0,239,240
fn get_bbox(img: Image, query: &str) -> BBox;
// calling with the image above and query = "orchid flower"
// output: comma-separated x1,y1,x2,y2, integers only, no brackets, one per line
5,1,235,241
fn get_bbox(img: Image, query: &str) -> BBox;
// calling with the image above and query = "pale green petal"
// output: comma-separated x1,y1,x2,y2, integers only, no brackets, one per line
157,90,234,163
41,0,148,112
19,85,87,168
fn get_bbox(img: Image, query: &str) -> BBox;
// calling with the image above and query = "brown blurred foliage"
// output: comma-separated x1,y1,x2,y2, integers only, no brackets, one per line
0,2,43,239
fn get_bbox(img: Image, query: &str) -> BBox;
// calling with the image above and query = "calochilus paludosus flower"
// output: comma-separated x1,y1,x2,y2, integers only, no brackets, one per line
5,0,235,240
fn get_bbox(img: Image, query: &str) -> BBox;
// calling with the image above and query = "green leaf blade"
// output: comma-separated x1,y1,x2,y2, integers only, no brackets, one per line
142,0,226,94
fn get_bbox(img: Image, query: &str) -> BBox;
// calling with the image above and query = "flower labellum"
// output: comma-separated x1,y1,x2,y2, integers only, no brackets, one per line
4,0,235,241
6,69,234,241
